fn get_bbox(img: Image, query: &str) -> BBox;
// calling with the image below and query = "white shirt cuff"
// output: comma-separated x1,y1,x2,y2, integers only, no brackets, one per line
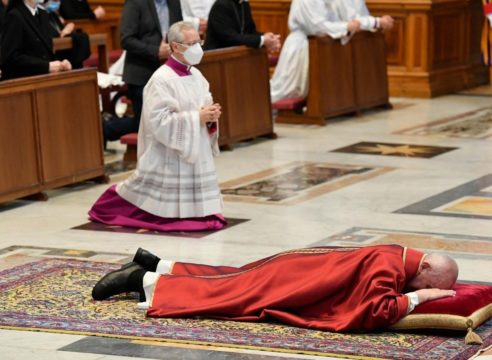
406,292,420,313
260,35,265,48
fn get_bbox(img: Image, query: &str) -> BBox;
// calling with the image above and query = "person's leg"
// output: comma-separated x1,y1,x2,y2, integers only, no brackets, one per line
133,248,280,276
102,116,139,143
133,248,240,275
147,250,338,320
127,84,144,128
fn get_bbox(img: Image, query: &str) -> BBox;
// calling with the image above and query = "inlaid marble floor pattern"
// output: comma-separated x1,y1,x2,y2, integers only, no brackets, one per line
1,94,491,360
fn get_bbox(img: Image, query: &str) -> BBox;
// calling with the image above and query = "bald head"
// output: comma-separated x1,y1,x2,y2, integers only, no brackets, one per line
407,253,459,291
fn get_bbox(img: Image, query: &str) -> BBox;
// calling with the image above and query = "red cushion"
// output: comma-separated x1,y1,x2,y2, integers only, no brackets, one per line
83,54,98,68
83,50,124,68
413,283,492,317
272,97,307,110
120,96,132,105
120,133,138,145
109,49,124,64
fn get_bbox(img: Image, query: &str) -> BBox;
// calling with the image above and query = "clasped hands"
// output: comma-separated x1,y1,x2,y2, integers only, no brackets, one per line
199,103,221,126
263,32,281,53
49,59,72,73
347,14,394,34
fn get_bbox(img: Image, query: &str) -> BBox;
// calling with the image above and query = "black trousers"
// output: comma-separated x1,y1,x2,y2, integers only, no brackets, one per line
102,84,144,144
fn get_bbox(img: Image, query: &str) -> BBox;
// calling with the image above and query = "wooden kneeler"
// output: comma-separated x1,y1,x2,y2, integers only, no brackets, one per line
275,32,391,126
120,133,138,162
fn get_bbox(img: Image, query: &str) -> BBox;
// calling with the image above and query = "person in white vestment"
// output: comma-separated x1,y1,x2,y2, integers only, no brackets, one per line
89,21,227,232
270,0,394,103
181,0,214,34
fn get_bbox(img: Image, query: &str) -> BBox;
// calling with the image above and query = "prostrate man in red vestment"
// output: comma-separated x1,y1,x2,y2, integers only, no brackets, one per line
92,245,458,332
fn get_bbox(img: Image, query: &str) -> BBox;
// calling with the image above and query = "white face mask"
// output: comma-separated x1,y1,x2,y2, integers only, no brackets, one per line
182,43,204,66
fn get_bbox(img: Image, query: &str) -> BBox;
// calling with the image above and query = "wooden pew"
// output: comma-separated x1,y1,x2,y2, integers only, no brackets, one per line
366,0,489,97
275,32,390,126
0,69,106,203
71,15,121,51
54,33,124,115
197,46,276,149
250,0,291,48
87,0,123,19
54,33,110,72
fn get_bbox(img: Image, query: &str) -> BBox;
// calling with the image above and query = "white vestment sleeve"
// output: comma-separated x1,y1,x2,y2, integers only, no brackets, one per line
183,16,200,31
181,0,208,19
289,0,348,39
348,0,377,31
145,79,201,164
356,15,377,31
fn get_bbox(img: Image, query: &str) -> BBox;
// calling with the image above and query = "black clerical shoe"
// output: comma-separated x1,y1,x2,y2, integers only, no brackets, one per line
132,247,161,272
92,262,145,301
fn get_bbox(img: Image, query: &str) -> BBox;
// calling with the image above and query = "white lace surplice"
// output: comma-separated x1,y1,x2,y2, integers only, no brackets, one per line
117,65,222,219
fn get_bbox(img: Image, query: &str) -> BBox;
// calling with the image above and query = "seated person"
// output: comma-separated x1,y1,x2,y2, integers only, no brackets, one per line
44,0,90,69
89,22,227,232
270,0,394,103
59,0,104,20
204,0,280,52
92,245,458,332
1,0,72,80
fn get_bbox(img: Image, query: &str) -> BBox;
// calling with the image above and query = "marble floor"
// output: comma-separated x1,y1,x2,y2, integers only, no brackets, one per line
1,92,492,360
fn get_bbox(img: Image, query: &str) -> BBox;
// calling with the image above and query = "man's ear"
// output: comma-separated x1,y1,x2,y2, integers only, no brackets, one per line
420,260,431,270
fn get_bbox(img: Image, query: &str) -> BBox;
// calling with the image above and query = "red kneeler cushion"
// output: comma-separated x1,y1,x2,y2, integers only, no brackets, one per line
120,133,138,145
391,283,492,345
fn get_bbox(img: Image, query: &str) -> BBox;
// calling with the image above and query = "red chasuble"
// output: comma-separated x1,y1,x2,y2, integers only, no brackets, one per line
147,245,424,331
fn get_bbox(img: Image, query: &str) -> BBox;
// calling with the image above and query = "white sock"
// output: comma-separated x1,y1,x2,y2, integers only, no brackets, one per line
137,271,160,310
156,259,173,274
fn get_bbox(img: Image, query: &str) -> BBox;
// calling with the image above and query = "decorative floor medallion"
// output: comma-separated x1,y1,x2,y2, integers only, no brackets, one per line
395,107,492,139
396,174,492,220
331,141,457,158
221,162,394,205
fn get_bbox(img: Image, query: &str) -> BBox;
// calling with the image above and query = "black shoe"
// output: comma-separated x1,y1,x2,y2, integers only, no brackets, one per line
133,248,161,272
92,262,144,301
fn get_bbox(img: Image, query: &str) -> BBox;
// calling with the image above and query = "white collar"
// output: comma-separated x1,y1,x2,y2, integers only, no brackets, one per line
23,0,38,16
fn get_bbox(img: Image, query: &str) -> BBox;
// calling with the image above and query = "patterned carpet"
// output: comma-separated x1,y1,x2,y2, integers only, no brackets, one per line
0,259,491,359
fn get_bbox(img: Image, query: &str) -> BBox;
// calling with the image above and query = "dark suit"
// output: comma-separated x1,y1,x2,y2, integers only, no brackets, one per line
105,0,183,145
0,2,5,35
59,0,95,20
204,0,262,50
120,0,183,87
1,3,55,80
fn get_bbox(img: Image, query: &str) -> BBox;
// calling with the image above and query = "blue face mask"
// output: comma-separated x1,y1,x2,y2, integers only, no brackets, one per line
45,1,61,13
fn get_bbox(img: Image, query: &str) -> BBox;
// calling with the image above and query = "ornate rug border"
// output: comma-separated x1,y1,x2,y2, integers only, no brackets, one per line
0,325,381,360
